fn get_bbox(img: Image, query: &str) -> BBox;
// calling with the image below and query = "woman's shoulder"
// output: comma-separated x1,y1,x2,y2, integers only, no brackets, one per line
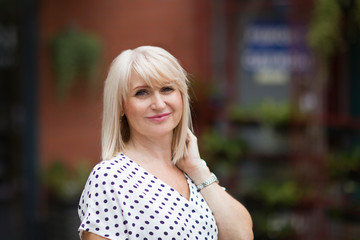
87,153,137,181
93,153,129,169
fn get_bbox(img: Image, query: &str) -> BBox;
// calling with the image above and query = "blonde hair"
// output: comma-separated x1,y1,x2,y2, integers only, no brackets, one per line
102,46,192,164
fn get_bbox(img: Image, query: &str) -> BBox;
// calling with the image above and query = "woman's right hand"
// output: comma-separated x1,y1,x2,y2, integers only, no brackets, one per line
176,129,212,185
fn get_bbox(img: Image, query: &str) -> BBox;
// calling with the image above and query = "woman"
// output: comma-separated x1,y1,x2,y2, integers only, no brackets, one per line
78,46,253,240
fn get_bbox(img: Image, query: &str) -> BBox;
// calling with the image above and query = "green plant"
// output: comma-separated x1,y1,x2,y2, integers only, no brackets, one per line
326,146,360,179
253,179,302,208
257,100,293,126
307,0,342,57
43,159,91,202
228,99,294,126
228,104,257,122
308,0,360,57
200,129,247,169
51,29,102,98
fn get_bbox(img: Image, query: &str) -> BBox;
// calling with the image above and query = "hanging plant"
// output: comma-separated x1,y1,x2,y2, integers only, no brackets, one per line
51,29,102,98
308,0,360,58
307,0,342,57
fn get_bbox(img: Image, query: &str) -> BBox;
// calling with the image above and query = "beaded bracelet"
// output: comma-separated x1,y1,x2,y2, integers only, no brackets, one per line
196,173,219,191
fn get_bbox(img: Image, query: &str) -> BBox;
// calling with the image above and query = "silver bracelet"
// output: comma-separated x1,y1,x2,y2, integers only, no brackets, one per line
196,173,219,191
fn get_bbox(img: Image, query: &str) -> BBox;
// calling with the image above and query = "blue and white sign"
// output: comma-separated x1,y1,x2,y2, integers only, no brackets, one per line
242,20,311,84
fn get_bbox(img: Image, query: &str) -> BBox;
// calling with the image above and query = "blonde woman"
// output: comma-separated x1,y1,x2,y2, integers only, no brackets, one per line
78,46,253,240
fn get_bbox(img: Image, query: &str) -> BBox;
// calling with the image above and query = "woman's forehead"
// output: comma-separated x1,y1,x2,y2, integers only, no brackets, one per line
129,74,174,90
129,75,147,88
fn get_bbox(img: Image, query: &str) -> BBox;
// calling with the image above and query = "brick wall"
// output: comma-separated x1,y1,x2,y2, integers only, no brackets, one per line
38,0,211,167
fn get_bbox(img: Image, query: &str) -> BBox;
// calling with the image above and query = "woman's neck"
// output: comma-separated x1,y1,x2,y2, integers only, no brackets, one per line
124,133,173,166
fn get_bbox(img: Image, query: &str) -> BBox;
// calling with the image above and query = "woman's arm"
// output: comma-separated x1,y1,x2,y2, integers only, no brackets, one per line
177,130,254,240
82,231,109,240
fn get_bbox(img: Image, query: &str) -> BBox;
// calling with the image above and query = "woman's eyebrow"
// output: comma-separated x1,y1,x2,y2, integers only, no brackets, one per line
132,85,150,90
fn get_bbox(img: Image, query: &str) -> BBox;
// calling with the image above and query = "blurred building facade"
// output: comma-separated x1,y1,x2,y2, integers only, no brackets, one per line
1,0,359,240
1,0,212,239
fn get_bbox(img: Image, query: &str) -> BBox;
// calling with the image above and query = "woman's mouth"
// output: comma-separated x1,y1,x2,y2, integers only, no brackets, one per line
147,113,171,122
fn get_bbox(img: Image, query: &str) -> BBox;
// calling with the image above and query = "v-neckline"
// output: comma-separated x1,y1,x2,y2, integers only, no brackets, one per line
118,153,193,202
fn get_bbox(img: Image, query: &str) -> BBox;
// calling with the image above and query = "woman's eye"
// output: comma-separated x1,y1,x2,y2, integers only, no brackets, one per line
135,89,149,96
161,86,174,93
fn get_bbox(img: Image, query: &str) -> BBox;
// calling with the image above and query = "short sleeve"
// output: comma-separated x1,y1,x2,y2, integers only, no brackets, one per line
78,162,126,239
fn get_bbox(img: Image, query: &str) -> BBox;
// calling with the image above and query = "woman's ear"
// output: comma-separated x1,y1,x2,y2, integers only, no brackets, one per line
120,112,125,123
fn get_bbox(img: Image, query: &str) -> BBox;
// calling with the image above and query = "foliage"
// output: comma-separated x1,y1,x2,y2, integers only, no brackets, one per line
252,179,302,208
308,0,360,57
43,159,91,202
200,129,247,168
326,146,360,179
228,99,295,126
307,0,342,57
51,29,102,98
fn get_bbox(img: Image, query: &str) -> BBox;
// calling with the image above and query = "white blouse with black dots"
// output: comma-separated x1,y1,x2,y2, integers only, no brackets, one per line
78,153,218,240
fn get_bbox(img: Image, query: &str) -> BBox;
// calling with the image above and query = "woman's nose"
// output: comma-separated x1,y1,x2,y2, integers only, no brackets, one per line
151,92,166,109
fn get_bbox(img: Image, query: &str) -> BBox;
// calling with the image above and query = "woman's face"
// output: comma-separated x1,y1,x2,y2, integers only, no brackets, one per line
123,75,183,140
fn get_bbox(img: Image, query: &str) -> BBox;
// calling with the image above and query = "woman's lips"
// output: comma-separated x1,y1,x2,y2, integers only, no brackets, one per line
147,113,171,121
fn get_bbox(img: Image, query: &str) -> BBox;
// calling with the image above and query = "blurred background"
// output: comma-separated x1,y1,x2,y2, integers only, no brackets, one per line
1,0,359,239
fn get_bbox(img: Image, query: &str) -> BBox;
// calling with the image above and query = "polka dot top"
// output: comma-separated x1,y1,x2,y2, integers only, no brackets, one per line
78,153,218,240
